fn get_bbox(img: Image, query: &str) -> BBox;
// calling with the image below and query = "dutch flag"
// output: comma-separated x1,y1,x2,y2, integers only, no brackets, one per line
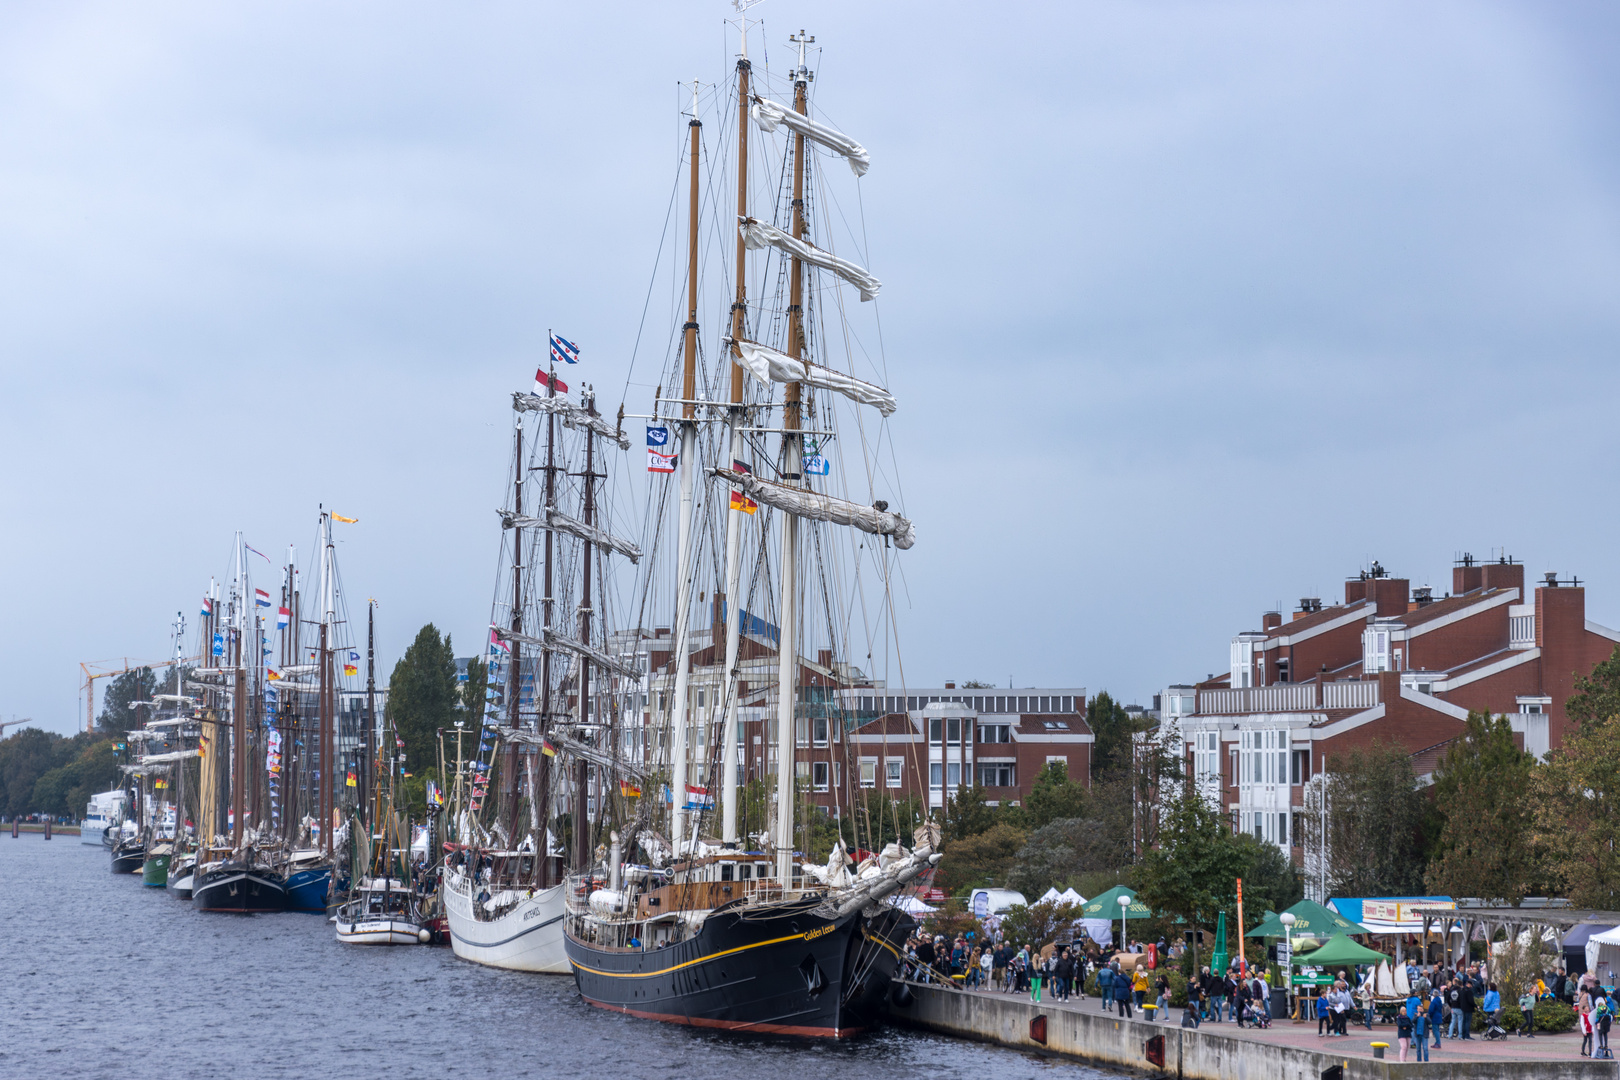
254,588,271,608
277,606,290,630
549,333,580,365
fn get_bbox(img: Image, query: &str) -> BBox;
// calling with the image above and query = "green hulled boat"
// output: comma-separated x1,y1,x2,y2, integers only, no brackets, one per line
143,841,173,888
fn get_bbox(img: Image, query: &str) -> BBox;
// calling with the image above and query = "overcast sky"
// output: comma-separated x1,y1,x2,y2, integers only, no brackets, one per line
3,1,1617,735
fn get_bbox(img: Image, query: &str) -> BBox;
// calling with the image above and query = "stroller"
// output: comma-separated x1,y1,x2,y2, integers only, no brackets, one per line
1482,1012,1509,1041
1240,999,1272,1029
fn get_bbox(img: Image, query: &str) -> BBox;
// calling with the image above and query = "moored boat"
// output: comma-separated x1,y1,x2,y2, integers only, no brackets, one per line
284,852,334,913
142,840,173,887
111,834,146,874
166,850,197,899
335,878,428,945
193,859,289,913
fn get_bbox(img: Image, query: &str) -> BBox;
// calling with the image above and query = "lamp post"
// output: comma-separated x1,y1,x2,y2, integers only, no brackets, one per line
1280,912,1297,1020
1119,893,1132,953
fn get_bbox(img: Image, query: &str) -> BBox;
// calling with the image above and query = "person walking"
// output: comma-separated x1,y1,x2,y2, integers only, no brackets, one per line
1458,979,1476,1040
1055,949,1073,1002
1578,983,1595,1057
1155,973,1171,1021
1316,990,1330,1036
1132,966,1149,1010
1428,987,1445,1051
1029,953,1044,1004
1396,1008,1413,1062
1482,982,1500,1031
1517,985,1538,1037
1446,980,1464,1040
979,947,993,992
1115,963,1134,1019
1097,961,1114,1013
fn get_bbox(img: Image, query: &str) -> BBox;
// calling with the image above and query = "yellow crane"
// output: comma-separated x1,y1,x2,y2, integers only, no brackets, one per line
80,657,201,734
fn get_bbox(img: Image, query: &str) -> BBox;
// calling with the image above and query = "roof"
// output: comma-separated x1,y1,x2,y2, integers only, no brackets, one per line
850,713,919,737
1397,587,1513,629
1267,599,1370,641
1293,933,1390,967
1013,714,1093,736
1079,885,1152,919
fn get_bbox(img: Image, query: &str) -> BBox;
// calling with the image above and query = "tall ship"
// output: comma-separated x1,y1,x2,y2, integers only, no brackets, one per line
443,361,640,974
562,14,937,1037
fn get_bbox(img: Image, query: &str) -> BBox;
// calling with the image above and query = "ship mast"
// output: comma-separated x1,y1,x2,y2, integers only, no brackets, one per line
231,534,248,851
319,511,335,859
536,362,560,885
573,392,600,870
503,415,525,842
718,10,754,849
773,31,812,886
667,79,704,854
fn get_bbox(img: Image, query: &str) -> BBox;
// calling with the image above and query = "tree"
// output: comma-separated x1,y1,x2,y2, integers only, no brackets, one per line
1426,711,1540,903
1531,716,1620,907
32,736,119,818
387,625,460,772
935,820,1027,896
961,680,995,689
1087,691,1138,778
1311,741,1427,896
943,783,999,842
1231,832,1303,919
999,900,1084,950
1567,645,1620,730
1008,815,1130,898
1025,762,1088,831
461,656,488,717
1133,784,1248,969
97,667,157,735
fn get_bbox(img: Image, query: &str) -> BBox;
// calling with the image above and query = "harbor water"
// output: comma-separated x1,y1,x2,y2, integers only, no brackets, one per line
5,838,1121,1078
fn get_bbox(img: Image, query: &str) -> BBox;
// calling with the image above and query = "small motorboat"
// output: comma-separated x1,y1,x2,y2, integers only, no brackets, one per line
335,878,429,945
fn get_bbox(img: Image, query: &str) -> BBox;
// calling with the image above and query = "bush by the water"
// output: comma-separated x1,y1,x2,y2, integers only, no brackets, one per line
1476,998,1575,1034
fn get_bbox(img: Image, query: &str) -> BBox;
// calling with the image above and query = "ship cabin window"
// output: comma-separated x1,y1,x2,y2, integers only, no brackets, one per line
737,862,751,880
757,861,770,879
719,861,734,881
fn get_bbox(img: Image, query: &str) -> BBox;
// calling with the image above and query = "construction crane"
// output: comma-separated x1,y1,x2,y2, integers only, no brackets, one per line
0,717,35,736
80,657,201,734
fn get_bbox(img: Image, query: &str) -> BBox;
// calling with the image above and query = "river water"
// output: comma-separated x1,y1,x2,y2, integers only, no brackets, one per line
6,837,1119,1079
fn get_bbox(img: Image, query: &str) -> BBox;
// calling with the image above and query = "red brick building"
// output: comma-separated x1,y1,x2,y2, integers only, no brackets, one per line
1159,553,1618,885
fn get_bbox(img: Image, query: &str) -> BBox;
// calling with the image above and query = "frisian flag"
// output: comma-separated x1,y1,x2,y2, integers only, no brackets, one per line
549,333,580,365
535,368,568,395
254,588,271,608
343,650,359,677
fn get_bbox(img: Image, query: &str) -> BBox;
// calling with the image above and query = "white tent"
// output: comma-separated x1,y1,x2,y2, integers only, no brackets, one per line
1059,888,1085,906
1587,926,1620,983
890,894,938,916
1039,887,1062,904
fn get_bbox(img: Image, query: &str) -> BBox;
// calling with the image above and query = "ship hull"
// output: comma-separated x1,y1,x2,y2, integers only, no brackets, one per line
565,900,896,1038
110,840,145,875
285,865,333,912
442,864,567,973
336,917,425,945
193,866,288,913
141,852,171,888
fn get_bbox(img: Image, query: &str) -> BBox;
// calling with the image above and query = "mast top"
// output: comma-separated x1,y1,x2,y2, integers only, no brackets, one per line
687,79,702,125
729,0,763,62
789,29,814,83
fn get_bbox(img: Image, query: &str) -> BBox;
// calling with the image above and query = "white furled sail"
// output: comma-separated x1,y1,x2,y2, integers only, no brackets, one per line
751,96,870,177
740,218,881,302
266,680,321,692
731,338,897,417
707,467,915,550
491,625,546,649
542,627,642,680
512,392,631,450
546,507,643,564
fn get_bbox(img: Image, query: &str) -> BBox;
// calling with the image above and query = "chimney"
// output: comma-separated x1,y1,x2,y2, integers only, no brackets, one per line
1345,576,1367,604
1480,557,1524,594
1453,552,1483,595
944,680,956,690
817,648,834,670
1366,575,1410,618
654,627,670,638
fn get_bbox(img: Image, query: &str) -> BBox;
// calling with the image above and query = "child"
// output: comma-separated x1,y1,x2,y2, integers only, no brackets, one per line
1316,991,1330,1036
1412,998,1430,1062
1396,1009,1413,1062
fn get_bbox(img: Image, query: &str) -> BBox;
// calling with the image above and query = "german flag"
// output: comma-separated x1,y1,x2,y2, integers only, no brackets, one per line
541,741,557,757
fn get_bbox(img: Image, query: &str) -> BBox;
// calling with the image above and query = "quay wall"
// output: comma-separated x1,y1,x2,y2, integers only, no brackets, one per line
884,981,1614,1080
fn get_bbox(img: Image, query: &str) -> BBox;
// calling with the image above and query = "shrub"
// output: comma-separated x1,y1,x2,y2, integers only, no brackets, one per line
1534,998,1576,1033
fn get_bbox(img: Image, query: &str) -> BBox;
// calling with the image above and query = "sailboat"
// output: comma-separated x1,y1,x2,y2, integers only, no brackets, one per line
562,19,935,1037
442,371,638,974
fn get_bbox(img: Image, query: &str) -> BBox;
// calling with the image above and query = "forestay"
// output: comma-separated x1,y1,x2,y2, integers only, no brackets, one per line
708,467,916,550
731,338,897,417
751,96,870,177
740,218,880,302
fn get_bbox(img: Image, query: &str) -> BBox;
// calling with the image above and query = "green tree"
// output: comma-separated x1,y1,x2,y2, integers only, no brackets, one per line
935,820,1027,896
961,680,995,689
1133,784,1247,969
1314,741,1427,896
1531,716,1620,907
999,900,1084,950
1087,691,1139,778
1025,761,1088,831
0,728,83,817
1426,711,1539,903
1231,832,1304,919
1567,645,1620,730
461,656,488,717
387,625,460,773
943,783,999,842
97,667,157,735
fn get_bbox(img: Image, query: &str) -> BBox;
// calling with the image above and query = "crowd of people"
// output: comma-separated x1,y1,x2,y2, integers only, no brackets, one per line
898,929,1616,1060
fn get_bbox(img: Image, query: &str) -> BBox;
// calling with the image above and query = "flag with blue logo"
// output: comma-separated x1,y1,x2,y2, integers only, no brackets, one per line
804,454,830,476
550,333,580,365
646,425,669,448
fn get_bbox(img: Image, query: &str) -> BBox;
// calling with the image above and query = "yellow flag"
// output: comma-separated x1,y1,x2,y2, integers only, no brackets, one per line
332,513,358,524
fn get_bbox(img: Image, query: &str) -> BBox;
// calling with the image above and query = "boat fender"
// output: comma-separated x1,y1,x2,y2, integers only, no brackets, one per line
890,982,914,1009
418,928,432,943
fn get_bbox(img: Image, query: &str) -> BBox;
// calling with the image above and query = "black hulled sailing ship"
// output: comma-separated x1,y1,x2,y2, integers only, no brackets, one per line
564,20,934,1037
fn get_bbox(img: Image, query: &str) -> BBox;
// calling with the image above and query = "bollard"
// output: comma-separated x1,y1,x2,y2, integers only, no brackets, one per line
44,819,51,840
1371,1041,1388,1059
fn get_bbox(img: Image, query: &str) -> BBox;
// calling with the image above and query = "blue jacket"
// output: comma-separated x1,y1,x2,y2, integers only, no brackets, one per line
1428,997,1444,1027
1406,995,1420,1018
1483,990,1500,1012
1098,969,1114,994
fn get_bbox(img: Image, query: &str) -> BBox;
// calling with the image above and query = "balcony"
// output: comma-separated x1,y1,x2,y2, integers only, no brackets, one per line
1195,680,1380,715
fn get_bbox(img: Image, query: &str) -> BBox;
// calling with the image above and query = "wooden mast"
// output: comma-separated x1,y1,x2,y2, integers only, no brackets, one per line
231,538,247,851
719,19,752,848
537,363,559,886
667,81,703,855
503,415,525,840
319,512,334,859
573,395,599,870
772,32,812,886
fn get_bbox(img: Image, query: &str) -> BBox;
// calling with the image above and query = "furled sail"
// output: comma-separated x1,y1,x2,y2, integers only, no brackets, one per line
740,218,880,302
498,510,542,529
511,392,630,450
491,625,546,649
543,627,642,679
138,749,201,766
546,507,642,564
751,96,870,177
707,467,915,550
152,693,197,703
500,727,647,780
731,338,897,417
267,680,321,692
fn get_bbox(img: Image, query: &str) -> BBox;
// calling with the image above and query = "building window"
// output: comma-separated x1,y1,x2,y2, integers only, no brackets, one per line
929,763,943,790
795,717,808,748
1045,755,1067,772
697,689,705,708
1290,749,1308,786
977,762,1014,788
812,761,829,793
946,762,960,789
977,722,1011,744
795,760,810,789
812,716,829,748
1277,812,1288,846
928,717,942,744
1363,628,1390,673
946,717,961,745
859,759,877,788
886,759,903,788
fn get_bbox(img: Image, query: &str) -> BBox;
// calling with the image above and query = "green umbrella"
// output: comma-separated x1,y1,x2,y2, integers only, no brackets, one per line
1244,910,1285,939
1247,899,1367,938
1292,932,1390,967
1078,885,1152,920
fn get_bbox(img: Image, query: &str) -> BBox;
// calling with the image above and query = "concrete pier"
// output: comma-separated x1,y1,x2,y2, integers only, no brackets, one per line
884,980,1617,1079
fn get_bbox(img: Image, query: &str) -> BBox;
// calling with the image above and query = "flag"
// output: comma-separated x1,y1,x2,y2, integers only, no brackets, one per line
549,333,580,365
277,606,290,630
254,588,271,608
427,780,443,805
346,771,357,787
534,368,569,395
267,668,281,680
202,597,213,617
683,783,714,810
619,780,642,798
648,449,677,474
244,543,272,564
803,454,830,476
349,651,360,662
729,459,757,513
212,632,225,658
197,735,207,759
646,425,670,448
541,741,557,757
155,778,168,789
332,513,358,524
343,663,358,676
489,628,511,654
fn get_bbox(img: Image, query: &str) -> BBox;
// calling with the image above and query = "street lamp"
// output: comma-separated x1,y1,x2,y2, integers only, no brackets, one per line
1280,912,1297,1018
1119,893,1132,952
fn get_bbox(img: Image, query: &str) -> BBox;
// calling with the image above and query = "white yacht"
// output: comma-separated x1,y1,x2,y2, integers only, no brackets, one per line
81,790,127,847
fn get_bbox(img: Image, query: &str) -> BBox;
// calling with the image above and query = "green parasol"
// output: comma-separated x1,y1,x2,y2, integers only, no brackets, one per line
1292,932,1391,967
